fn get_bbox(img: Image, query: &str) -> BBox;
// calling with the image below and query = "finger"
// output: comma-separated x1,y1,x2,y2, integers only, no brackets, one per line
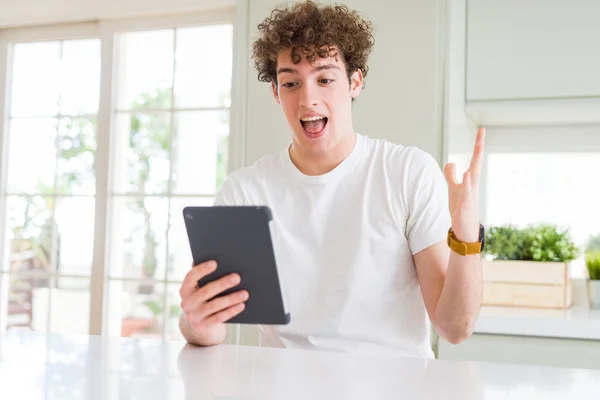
444,163,458,186
198,273,241,302
205,303,246,325
462,171,472,198
180,260,217,299
179,260,217,299
181,273,241,313
468,128,486,184
199,290,249,320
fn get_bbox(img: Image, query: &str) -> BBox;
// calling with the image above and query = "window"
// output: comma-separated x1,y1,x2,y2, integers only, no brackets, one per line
0,12,235,339
486,153,600,245
481,125,600,278
106,25,233,340
1,39,100,333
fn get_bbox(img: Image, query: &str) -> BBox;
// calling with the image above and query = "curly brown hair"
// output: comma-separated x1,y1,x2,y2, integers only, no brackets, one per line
251,1,375,86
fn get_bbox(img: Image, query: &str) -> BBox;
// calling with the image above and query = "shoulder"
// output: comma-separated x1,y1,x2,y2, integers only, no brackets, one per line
217,150,286,205
359,134,440,173
227,150,285,186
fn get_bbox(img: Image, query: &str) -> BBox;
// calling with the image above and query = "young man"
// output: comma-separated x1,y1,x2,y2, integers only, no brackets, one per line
179,1,486,359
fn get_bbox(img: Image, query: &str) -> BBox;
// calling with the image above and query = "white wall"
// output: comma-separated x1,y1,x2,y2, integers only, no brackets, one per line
243,0,447,165
0,0,234,28
466,0,600,102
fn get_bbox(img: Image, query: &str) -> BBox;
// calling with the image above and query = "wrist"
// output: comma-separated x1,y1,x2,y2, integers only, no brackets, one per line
179,313,227,347
447,224,485,256
450,225,481,243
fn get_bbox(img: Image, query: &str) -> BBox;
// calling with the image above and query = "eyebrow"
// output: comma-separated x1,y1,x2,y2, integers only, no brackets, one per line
277,64,341,75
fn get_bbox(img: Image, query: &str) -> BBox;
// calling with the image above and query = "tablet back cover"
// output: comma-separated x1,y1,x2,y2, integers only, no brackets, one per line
183,206,290,325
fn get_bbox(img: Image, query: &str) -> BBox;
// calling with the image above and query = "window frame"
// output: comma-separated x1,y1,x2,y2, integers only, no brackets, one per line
0,7,241,337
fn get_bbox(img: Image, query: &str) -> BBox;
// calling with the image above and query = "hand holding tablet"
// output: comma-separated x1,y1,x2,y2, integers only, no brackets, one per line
179,259,248,345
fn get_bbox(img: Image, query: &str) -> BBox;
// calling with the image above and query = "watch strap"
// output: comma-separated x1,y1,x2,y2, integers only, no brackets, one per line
447,228,482,256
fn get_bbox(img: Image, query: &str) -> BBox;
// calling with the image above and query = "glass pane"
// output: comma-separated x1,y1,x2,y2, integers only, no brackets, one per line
59,39,101,115
116,30,174,110
54,197,95,276
55,277,91,290
487,153,600,247
174,25,233,108
48,278,91,335
171,111,229,195
6,118,57,195
167,197,215,281
2,275,90,335
106,280,165,338
112,112,171,195
56,118,97,195
486,153,600,278
109,197,168,280
10,42,61,117
5,196,55,274
3,274,51,332
167,283,184,341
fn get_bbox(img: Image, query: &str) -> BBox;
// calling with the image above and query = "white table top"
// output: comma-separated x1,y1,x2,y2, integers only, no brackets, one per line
1,331,600,399
475,306,600,340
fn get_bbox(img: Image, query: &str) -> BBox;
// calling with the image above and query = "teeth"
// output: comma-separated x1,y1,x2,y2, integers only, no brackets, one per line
300,116,326,122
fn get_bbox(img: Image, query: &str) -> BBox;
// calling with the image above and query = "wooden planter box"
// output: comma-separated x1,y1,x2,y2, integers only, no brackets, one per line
482,260,572,309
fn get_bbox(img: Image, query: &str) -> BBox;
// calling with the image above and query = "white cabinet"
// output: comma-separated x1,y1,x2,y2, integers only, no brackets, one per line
466,0,600,101
439,306,600,370
438,334,600,370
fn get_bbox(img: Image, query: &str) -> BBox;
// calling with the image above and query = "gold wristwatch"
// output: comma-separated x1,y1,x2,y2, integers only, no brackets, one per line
447,224,485,256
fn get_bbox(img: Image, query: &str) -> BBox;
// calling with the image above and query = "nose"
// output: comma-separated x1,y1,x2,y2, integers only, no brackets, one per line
298,82,318,108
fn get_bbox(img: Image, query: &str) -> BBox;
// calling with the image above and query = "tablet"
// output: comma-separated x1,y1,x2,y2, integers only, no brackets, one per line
182,205,290,325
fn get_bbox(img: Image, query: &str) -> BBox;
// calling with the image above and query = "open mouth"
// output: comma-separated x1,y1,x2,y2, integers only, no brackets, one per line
300,116,328,136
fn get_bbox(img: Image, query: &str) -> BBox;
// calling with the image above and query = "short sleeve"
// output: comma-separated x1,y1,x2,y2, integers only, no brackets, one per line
213,174,246,206
405,149,452,255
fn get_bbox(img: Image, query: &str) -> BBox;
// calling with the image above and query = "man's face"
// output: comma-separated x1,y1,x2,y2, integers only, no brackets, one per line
272,48,363,156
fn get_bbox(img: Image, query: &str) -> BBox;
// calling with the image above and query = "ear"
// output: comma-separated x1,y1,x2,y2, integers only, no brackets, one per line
349,69,363,99
271,82,280,105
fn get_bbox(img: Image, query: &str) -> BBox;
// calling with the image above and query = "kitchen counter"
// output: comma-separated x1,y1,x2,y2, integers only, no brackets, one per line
1,330,600,399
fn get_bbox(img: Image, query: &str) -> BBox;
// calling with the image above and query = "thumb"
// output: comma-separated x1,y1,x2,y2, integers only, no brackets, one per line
444,163,458,186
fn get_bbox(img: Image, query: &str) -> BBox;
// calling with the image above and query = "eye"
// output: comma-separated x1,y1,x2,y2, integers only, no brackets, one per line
282,82,297,89
319,79,334,84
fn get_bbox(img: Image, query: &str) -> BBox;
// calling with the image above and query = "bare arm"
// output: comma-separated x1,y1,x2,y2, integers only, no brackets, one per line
414,128,486,344
414,241,482,344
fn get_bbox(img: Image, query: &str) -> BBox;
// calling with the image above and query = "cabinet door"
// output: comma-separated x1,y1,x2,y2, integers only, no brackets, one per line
438,333,600,370
467,0,600,101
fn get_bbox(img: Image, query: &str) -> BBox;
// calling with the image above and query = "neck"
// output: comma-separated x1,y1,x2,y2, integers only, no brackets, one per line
289,132,357,176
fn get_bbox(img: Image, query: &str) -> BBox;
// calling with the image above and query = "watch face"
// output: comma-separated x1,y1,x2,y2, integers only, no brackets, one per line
479,224,485,251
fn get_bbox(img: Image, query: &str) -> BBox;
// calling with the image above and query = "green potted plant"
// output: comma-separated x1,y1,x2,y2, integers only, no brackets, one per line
585,234,600,309
483,224,579,309
585,249,600,312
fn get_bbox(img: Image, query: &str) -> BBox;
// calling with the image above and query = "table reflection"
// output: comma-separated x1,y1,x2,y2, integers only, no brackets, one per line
1,331,599,400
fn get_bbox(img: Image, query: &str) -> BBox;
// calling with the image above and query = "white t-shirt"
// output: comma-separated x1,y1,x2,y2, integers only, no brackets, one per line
214,133,451,359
